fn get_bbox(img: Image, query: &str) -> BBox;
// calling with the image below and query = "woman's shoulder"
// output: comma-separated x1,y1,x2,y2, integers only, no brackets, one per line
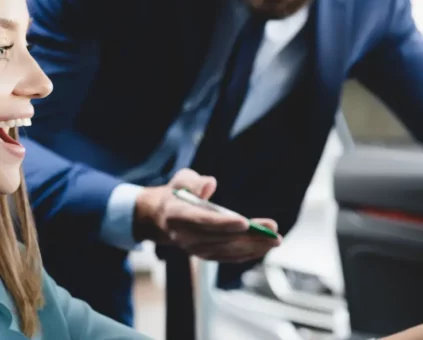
38,270,152,340
37,270,73,339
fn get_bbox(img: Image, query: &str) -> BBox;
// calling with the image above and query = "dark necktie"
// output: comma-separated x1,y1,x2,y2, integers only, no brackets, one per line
166,15,268,340
194,15,267,175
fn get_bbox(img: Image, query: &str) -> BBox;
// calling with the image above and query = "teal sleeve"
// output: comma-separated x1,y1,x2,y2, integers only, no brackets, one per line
44,272,153,340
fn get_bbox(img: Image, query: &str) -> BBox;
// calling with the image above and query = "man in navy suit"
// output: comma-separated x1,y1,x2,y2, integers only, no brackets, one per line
23,0,423,338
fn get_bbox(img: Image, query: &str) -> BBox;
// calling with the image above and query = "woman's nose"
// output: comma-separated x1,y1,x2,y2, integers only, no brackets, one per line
13,58,53,99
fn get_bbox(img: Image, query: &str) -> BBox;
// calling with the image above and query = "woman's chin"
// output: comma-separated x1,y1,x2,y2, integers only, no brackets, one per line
0,167,21,195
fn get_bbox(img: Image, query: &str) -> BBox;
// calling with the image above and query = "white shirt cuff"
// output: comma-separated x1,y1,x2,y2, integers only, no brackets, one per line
100,183,144,251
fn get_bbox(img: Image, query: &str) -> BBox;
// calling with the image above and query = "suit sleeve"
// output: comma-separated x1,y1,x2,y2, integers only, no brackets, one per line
44,272,153,340
22,137,123,243
23,0,123,242
352,0,423,142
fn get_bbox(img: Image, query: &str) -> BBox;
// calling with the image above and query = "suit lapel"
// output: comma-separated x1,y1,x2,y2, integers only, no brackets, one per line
186,0,249,100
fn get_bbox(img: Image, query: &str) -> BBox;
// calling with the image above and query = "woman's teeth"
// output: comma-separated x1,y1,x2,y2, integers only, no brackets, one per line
0,118,32,128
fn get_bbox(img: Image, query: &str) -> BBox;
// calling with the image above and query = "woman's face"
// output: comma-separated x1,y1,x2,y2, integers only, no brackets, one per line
0,0,52,195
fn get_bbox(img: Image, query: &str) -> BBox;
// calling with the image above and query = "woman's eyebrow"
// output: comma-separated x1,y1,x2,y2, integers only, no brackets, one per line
0,18,18,31
0,17,33,32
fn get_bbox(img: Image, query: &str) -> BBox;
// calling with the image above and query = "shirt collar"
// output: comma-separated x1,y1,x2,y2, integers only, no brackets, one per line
265,5,310,45
0,279,26,335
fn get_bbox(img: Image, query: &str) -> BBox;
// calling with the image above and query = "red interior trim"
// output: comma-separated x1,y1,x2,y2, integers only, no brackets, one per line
360,208,423,225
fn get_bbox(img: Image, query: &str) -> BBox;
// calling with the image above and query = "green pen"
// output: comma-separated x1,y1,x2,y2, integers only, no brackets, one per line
172,188,278,239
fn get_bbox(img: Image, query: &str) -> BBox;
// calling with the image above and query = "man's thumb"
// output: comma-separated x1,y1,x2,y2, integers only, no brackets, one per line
170,169,217,200
199,176,217,200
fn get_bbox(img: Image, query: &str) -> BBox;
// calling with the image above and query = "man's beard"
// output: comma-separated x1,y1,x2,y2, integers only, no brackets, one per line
246,0,312,19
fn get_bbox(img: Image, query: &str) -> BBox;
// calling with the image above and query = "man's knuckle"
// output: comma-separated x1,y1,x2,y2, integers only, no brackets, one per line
174,168,197,181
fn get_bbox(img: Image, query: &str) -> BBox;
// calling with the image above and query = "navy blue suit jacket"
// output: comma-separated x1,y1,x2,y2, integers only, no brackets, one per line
23,0,423,287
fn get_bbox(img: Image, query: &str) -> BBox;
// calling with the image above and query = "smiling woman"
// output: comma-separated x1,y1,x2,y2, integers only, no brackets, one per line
0,0,50,193
0,0,51,336
0,0,152,339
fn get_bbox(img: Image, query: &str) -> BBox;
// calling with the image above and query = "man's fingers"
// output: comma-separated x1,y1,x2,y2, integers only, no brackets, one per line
172,229,280,248
166,200,248,232
192,244,269,263
185,235,281,257
170,221,248,236
196,252,263,263
199,176,217,200
169,168,217,198
250,218,279,233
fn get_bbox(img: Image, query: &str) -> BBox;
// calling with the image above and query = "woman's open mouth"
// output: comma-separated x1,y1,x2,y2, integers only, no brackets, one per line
0,118,32,158
0,128,20,145
0,118,32,129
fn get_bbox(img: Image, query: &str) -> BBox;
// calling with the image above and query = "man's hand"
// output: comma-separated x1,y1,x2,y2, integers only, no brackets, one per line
133,168,282,263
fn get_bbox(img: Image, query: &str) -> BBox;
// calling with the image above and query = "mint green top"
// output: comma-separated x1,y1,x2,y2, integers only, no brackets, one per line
0,270,152,339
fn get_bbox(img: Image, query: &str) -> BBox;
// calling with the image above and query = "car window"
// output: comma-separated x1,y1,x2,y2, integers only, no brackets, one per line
340,0,422,147
341,81,414,146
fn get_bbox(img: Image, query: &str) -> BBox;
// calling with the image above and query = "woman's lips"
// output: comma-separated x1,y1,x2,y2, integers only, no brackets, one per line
0,128,25,159
0,128,19,145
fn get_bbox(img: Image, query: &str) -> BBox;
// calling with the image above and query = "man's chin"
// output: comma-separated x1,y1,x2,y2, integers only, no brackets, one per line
246,0,311,19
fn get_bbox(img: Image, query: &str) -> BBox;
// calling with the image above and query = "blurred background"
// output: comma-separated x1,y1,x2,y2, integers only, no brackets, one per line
129,1,423,339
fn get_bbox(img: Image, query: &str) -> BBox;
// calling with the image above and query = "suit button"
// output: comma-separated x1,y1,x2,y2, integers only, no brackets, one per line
183,101,195,112
193,131,204,145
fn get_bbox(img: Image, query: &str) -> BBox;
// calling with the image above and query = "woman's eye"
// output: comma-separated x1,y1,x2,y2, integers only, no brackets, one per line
0,44,14,60
0,48,7,58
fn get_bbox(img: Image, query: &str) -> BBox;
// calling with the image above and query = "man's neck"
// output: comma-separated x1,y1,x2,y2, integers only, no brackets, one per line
243,0,312,20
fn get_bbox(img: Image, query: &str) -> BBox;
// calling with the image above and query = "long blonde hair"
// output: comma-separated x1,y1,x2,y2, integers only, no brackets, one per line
0,127,43,337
